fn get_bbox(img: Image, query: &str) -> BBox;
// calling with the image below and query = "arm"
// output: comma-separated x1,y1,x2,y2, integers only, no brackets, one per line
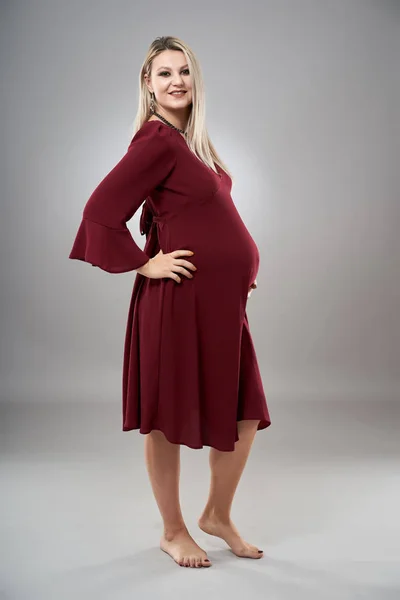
68,123,176,273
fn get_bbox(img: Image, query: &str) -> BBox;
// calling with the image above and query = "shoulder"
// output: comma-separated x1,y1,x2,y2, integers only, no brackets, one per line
128,120,176,151
125,121,177,172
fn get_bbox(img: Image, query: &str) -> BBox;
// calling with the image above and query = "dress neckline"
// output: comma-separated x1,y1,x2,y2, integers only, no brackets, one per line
145,119,186,137
144,119,222,179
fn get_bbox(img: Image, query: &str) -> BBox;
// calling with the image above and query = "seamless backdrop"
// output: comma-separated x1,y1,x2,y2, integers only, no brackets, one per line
1,1,400,598
1,2,399,399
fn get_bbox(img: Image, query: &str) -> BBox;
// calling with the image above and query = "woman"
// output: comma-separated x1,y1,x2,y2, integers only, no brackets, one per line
69,36,271,569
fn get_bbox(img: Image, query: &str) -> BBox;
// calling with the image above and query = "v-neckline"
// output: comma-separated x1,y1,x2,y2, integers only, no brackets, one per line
144,119,223,179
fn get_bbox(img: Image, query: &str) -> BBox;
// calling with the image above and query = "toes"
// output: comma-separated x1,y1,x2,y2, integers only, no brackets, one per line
248,546,263,556
185,556,212,567
176,554,212,568
234,545,264,559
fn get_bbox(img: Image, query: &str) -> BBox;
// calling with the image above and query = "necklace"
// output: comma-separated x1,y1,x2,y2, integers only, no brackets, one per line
152,111,187,135
150,111,221,179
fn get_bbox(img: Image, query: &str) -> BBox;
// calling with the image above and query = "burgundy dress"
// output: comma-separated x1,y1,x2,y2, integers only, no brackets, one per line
69,120,271,451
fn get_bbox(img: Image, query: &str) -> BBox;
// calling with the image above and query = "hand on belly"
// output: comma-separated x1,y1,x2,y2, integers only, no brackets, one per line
248,278,257,298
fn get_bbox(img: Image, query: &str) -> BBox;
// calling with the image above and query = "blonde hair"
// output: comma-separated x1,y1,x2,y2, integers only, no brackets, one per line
132,35,233,180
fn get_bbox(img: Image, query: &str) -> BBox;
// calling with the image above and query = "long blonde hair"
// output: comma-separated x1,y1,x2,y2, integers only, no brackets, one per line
132,35,233,180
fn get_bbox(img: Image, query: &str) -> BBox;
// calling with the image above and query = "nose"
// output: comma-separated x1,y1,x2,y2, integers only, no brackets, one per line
171,73,184,86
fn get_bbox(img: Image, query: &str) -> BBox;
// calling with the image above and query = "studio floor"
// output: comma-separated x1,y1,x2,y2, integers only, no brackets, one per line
1,398,399,600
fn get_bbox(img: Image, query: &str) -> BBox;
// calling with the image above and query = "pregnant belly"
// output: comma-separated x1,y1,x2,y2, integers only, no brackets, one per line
164,200,260,287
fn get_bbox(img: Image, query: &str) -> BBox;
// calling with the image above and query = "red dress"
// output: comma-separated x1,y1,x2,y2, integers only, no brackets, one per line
69,120,271,451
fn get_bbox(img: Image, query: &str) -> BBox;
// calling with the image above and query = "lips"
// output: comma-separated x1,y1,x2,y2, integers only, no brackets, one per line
169,91,186,94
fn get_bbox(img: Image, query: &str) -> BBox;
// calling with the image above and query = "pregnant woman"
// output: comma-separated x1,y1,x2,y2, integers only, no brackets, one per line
69,35,271,568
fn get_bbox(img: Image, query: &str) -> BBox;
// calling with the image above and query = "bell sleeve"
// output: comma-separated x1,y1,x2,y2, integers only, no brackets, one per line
68,123,176,273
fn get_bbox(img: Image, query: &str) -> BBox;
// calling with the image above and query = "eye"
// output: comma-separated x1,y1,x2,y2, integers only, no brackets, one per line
159,69,190,76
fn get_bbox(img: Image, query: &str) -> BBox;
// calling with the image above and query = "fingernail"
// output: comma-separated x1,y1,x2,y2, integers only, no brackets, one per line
258,550,263,553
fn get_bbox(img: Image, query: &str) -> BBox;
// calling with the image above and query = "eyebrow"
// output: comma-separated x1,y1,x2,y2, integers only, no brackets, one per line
157,64,188,71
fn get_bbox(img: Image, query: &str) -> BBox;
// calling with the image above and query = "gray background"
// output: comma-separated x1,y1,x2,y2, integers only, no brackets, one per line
0,1,399,402
1,1,399,599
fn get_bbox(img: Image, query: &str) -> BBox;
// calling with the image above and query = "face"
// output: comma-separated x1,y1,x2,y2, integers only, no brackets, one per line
144,49,192,123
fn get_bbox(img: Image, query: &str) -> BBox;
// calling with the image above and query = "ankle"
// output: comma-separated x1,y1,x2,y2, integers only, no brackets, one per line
200,505,231,524
163,524,188,540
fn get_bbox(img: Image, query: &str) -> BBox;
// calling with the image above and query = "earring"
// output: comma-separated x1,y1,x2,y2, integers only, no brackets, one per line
149,91,155,114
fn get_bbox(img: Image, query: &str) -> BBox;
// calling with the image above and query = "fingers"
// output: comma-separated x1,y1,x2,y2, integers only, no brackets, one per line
170,249,195,258
168,250,196,283
172,265,194,279
248,280,258,297
174,259,197,272
169,252,197,273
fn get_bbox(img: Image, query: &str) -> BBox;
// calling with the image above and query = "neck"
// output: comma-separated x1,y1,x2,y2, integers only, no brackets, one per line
154,109,189,131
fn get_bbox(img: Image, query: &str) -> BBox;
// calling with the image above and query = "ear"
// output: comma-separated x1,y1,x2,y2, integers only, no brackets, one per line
143,74,153,94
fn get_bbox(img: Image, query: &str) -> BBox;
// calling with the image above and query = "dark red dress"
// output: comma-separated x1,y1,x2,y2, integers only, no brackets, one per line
69,120,271,451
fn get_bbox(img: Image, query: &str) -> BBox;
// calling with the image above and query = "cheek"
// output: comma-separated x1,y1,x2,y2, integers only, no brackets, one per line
154,83,169,95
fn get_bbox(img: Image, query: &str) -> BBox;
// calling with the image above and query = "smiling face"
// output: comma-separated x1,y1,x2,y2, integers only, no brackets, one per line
144,49,193,127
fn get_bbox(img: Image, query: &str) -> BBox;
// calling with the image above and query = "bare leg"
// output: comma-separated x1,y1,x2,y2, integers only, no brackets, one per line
198,419,264,558
144,429,211,567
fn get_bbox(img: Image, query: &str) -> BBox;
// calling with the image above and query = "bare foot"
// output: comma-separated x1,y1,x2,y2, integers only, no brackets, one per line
198,512,263,559
160,528,212,568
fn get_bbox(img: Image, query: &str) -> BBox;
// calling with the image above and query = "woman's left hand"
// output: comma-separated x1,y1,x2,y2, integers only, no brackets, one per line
247,278,257,299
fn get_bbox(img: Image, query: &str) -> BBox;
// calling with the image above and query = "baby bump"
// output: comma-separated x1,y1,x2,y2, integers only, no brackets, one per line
164,201,260,286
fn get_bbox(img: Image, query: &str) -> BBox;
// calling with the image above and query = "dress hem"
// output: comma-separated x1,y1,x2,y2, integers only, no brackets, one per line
122,419,271,452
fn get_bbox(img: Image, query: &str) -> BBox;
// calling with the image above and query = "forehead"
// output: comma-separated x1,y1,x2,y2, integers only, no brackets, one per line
152,49,187,70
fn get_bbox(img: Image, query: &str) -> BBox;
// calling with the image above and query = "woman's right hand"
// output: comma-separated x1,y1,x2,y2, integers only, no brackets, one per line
136,249,197,283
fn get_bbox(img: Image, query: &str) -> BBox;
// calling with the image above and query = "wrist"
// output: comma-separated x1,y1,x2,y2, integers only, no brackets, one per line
136,258,150,274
